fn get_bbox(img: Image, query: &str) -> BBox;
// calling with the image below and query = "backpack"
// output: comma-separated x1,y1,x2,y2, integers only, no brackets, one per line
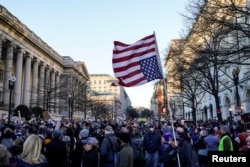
107,137,119,165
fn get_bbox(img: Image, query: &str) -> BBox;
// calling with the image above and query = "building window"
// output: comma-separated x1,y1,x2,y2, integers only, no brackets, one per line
99,80,102,84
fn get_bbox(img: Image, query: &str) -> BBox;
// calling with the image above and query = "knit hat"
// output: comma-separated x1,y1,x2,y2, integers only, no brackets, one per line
81,137,99,146
79,129,89,138
62,135,71,142
221,125,230,134
53,129,61,138
105,125,114,132
163,133,171,141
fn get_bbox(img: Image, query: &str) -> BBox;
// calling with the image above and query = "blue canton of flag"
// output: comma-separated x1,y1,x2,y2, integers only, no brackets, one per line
141,56,163,82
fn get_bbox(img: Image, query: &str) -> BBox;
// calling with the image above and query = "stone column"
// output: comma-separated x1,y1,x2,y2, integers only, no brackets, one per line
14,48,24,107
3,41,14,105
55,73,60,114
23,54,31,107
0,35,5,59
38,63,45,109
45,67,50,111
50,71,55,113
31,59,39,107
0,36,4,103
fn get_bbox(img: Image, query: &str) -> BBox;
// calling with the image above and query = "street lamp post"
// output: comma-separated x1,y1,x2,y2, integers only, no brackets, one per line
8,74,16,124
169,100,175,120
232,67,241,114
229,107,233,126
68,94,71,120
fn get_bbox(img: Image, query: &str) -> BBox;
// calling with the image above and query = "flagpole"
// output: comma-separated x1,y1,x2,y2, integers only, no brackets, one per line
153,31,181,167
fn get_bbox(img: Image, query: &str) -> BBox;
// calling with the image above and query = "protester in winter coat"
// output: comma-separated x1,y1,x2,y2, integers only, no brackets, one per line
0,144,11,167
71,128,89,167
0,127,14,151
175,127,193,167
17,134,48,167
191,127,200,145
100,125,119,167
194,130,207,167
131,132,144,167
162,136,179,167
239,135,250,151
143,124,162,167
159,131,195,167
115,132,134,167
238,128,250,149
10,137,24,156
62,135,71,167
204,128,219,153
45,129,66,167
65,127,76,161
159,133,171,167
81,137,100,167
218,125,233,151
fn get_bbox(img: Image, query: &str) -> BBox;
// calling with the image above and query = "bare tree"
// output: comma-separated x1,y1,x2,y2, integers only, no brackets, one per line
176,0,250,121
165,40,205,123
182,0,250,65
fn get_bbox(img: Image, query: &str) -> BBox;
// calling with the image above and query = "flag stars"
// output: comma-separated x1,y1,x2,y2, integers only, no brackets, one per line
141,56,162,81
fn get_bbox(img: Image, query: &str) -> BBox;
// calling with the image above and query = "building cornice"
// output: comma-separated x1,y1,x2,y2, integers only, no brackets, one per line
0,5,64,67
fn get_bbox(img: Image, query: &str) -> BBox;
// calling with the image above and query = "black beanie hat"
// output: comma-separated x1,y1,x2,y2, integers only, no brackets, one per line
118,132,130,143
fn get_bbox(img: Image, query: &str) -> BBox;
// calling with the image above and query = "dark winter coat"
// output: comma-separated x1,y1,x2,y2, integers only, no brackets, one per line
142,131,161,153
70,140,84,167
81,149,99,167
17,159,48,167
100,133,119,163
178,137,193,167
45,137,66,167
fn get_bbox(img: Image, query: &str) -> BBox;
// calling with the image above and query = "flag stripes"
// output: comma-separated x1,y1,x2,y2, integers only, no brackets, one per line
112,33,163,87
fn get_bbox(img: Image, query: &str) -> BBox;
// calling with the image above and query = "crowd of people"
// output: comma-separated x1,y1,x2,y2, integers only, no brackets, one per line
0,117,249,167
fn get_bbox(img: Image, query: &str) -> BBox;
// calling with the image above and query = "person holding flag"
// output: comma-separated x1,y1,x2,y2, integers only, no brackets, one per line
111,32,181,167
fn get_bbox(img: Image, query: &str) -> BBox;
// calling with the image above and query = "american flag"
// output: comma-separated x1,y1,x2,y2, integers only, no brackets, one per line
111,33,163,87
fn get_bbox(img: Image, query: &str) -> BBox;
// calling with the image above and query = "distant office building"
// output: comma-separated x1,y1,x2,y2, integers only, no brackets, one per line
90,74,132,118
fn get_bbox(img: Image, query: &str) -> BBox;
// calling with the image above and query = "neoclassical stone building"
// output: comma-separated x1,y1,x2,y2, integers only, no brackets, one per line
0,5,89,120
163,1,250,123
